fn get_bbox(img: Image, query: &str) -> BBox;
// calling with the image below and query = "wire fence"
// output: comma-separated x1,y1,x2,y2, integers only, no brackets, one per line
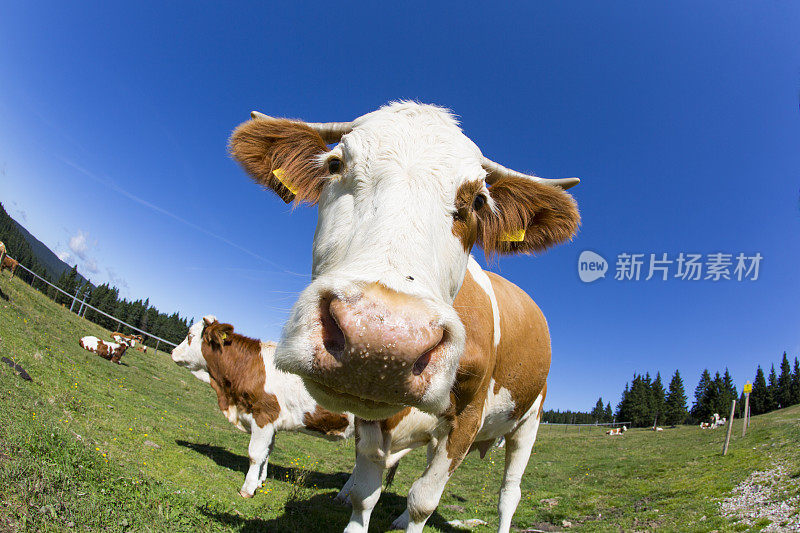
540,421,633,434
7,258,178,352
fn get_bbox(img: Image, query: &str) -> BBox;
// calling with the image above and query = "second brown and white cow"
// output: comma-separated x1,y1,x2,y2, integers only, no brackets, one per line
230,102,581,532
171,316,354,498
79,335,130,364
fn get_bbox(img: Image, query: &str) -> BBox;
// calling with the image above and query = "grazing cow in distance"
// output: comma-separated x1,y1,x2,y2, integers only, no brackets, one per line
79,335,130,364
1,256,18,278
171,316,355,498
230,102,580,532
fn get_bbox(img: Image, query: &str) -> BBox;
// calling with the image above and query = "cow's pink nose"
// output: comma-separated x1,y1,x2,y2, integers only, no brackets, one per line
325,284,444,375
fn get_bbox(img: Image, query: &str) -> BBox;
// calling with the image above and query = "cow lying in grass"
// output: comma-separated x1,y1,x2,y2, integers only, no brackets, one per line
112,332,147,353
700,413,726,429
79,336,130,364
606,426,627,436
171,316,355,498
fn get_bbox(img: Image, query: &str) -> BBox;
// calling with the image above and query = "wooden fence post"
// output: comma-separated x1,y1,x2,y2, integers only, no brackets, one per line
722,400,736,456
741,393,750,437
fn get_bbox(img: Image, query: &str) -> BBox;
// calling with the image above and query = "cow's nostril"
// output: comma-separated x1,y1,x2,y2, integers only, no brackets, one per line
320,298,346,360
412,350,432,376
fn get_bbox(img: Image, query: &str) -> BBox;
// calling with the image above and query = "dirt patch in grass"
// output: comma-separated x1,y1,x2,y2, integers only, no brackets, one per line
719,463,800,531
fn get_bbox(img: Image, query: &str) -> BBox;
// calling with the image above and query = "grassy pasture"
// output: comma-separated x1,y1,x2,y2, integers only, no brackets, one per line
0,274,798,532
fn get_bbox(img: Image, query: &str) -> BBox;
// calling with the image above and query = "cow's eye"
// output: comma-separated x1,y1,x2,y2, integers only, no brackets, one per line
473,194,486,210
328,158,343,174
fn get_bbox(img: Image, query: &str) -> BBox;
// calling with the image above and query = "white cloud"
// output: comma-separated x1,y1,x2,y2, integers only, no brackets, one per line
68,230,90,260
60,229,100,276
84,258,99,274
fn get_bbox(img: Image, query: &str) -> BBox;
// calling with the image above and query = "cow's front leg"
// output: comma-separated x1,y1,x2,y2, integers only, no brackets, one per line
497,395,543,533
239,422,275,497
406,420,479,532
258,429,276,485
390,439,437,530
344,422,385,533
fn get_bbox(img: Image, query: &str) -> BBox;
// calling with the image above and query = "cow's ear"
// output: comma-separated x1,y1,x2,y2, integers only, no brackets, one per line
229,118,329,205
477,177,580,256
203,322,234,348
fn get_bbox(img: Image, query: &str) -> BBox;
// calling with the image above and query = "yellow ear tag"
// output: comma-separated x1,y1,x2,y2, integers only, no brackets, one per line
272,168,298,195
500,229,526,242
220,333,227,340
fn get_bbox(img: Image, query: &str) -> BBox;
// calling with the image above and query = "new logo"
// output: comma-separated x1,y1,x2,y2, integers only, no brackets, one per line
578,251,608,283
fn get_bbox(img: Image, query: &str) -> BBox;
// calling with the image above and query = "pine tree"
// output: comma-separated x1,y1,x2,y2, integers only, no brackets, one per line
651,372,665,426
792,357,800,406
721,369,737,416
705,371,724,417
664,370,688,425
767,364,779,412
616,382,631,423
751,366,768,415
777,353,792,409
591,398,605,422
604,402,613,422
627,374,653,427
692,369,712,422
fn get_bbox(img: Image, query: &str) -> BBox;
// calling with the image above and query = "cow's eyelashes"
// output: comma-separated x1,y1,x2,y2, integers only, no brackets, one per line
328,158,343,175
473,194,486,211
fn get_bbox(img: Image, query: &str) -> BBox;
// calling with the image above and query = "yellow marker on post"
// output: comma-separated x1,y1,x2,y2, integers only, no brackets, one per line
500,229,526,242
273,168,298,195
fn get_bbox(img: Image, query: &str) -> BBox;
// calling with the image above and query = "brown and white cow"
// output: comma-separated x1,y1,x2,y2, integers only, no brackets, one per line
1,255,18,278
171,316,354,498
112,332,147,352
606,425,627,436
230,102,580,532
0,241,6,266
79,335,130,364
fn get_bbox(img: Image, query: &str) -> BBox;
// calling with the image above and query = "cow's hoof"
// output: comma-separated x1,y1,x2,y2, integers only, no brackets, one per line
334,492,351,506
390,510,409,530
239,489,255,498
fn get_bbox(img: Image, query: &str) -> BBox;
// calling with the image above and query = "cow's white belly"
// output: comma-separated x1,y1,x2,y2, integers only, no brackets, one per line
475,379,519,442
389,408,439,454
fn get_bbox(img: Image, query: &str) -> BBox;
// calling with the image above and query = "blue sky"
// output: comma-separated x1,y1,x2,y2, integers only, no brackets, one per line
1,2,798,411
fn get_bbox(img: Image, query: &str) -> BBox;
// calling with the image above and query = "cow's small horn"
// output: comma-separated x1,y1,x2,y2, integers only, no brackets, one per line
482,157,580,190
250,111,352,144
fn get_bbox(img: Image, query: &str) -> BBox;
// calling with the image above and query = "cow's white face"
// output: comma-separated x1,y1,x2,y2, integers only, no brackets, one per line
231,102,579,419
171,316,215,383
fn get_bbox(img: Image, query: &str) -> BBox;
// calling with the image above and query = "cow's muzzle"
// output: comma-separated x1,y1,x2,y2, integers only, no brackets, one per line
305,283,450,417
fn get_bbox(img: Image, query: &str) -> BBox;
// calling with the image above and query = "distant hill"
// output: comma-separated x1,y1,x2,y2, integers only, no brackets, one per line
11,220,89,286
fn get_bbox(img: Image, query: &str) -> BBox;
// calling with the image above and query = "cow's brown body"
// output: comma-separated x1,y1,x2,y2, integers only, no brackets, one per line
1,256,18,278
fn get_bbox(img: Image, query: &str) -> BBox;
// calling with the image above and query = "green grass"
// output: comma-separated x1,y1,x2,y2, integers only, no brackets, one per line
0,274,798,532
